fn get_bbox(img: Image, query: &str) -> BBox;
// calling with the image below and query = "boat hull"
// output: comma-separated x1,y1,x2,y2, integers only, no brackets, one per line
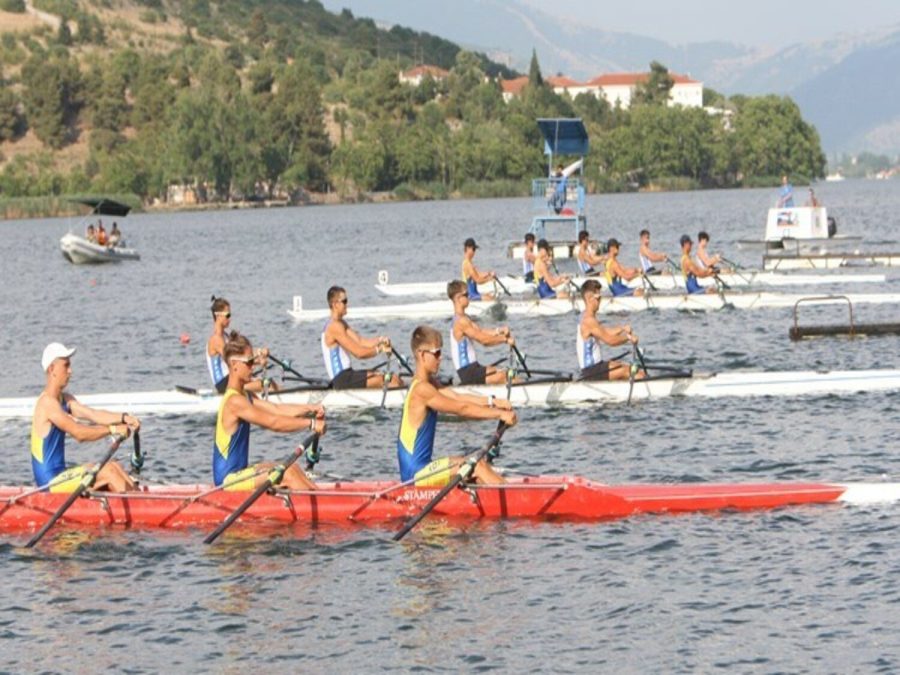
1,479,896,533
2,369,899,418
288,292,900,322
375,271,886,298
60,233,140,264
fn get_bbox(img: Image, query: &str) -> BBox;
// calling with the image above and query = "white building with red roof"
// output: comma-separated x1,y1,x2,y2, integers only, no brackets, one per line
399,65,450,87
500,71,703,109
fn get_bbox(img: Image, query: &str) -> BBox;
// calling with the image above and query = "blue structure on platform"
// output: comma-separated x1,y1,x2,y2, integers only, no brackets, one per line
529,118,589,241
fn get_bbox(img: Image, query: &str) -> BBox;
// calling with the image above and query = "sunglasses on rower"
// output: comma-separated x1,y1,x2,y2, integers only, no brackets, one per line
419,348,442,358
215,311,232,319
229,355,255,367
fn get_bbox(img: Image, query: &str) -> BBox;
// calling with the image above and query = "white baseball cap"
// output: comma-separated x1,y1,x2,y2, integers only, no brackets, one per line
42,343,76,372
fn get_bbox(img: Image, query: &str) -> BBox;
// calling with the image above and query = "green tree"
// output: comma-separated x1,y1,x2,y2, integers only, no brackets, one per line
0,87,23,141
633,61,674,107
732,95,825,179
527,49,543,87
21,54,81,148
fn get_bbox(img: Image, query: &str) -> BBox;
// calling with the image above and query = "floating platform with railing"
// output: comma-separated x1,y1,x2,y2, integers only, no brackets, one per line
789,295,900,340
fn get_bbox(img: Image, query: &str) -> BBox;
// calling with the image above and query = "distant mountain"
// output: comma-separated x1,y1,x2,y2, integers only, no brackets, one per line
790,31,900,154
322,0,751,79
322,0,900,153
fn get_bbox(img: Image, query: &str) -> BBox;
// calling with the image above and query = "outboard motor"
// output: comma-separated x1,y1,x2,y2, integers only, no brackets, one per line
827,216,837,238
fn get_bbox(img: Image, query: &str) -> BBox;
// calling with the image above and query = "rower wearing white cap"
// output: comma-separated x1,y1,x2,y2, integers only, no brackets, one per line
31,343,139,493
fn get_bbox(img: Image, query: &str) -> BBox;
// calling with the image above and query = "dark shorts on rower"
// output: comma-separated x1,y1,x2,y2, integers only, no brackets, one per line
580,361,610,381
457,363,487,385
643,267,661,276
214,377,228,394
330,368,370,389
524,271,534,283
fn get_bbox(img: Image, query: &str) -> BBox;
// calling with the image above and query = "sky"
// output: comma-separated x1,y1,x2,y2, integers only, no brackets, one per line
523,0,900,46
325,0,900,48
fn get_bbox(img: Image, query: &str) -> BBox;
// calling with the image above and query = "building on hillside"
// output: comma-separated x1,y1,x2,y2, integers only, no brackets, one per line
398,65,450,86
500,71,703,109
500,76,528,102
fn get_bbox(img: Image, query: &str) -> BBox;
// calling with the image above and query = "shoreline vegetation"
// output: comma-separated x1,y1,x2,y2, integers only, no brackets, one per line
0,175,812,221
0,2,827,221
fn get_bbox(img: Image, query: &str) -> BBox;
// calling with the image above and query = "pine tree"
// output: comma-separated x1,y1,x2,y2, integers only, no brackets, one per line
528,49,543,87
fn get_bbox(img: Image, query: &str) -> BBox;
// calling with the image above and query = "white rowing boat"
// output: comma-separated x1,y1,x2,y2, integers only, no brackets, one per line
374,270,887,298
2,369,899,418
288,292,900,323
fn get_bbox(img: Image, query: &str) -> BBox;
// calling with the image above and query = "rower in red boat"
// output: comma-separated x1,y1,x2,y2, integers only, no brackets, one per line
397,325,516,487
31,343,138,493
215,332,326,491
577,280,645,381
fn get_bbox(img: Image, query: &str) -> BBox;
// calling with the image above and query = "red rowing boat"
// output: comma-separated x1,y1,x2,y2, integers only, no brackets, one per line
1,478,897,534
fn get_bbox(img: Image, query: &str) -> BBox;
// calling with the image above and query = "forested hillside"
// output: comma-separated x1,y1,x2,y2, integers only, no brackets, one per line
0,0,826,214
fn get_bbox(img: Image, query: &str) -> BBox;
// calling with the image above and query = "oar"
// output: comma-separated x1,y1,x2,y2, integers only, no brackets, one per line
505,348,515,400
269,355,329,387
203,432,319,544
130,429,143,476
493,276,512,297
25,433,127,548
393,422,508,542
641,272,658,293
511,343,532,379
720,256,752,284
380,351,393,408
391,347,414,376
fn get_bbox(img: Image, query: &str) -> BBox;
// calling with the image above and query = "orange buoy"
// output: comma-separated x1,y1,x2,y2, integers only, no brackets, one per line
179,333,191,345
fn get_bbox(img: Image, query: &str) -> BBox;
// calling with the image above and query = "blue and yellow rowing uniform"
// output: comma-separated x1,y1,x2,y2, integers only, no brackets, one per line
535,266,556,299
605,259,634,297
397,380,451,487
30,396,89,493
214,388,256,490
462,262,482,301
681,253,704,294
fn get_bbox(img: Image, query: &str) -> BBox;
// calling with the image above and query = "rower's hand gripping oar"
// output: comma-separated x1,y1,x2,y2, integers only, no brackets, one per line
25,433,128,548
204,432,320,544
393,422,508,542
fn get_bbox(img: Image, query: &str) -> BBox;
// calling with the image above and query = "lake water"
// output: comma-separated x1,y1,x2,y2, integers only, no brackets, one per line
0,180,898,671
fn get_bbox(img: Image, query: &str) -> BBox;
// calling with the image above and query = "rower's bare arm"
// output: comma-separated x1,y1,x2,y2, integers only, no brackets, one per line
49,398,121,442
234,396,325,434
442,388,512,409
331,324,378,359
207,334,224,356
464,319,508,347
471,264,494,284
651,249,668,263
254,398,325,419
425,388,515,425
585,317,630,347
